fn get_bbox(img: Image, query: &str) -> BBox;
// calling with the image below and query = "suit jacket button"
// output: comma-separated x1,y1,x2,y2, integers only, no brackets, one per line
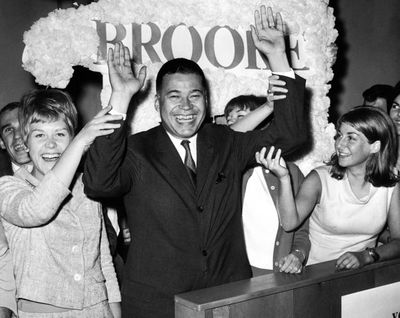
198,206,204,213
202,250,208,256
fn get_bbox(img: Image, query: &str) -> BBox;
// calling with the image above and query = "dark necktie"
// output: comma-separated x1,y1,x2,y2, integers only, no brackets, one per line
181,140,196,186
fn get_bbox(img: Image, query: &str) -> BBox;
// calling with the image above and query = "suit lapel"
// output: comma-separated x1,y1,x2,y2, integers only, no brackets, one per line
196,127,216,198
149,126,196,201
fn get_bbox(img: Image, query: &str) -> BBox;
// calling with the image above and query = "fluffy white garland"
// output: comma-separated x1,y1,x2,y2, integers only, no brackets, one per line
22,0,338,174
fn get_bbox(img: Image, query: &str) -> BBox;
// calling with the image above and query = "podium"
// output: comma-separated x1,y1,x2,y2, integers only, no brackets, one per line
175,258,400,317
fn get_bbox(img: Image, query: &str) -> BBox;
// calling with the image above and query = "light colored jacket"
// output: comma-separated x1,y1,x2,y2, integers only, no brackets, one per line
0,169,121,309
0,221,17,315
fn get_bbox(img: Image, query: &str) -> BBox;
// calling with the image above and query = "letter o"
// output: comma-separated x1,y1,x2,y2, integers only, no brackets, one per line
161,24,202,62
204,26,244,69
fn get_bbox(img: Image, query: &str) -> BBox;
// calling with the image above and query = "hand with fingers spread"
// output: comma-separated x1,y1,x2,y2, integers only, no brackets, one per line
74,105,123,152
107,42,147,113
279,253,303,274
255,146,289,179
251,6,286,58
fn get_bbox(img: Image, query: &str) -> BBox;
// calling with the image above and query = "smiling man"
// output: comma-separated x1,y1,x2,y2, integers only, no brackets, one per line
155,68,207,139
84,6,308,318
0,102,32,318
0,102,31,174
0,102,33,317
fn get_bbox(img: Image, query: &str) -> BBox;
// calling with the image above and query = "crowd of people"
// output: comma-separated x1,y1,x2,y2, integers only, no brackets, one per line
0,5,399,318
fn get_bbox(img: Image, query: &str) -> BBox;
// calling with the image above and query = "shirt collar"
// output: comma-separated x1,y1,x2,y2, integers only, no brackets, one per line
165,130,198,164
165,131,197,148
14,166,39,188
12,162,33,173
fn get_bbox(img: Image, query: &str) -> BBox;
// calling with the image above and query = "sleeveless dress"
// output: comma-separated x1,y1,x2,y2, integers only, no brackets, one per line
307,165,394,265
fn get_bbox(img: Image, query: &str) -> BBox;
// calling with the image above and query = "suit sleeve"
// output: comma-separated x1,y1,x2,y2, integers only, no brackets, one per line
83,120,135,199
235,75,307,169
288,164,311,263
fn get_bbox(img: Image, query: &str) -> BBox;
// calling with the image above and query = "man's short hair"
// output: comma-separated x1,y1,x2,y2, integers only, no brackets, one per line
155,58,209,94
0,102,21,142
0,102,20,123
362,84,394,104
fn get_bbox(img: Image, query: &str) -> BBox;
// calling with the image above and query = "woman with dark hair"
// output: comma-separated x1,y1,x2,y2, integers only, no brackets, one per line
256,106,400,270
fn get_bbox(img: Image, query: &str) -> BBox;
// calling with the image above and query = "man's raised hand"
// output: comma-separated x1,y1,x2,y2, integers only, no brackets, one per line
108,42,147,104
251,6,286,57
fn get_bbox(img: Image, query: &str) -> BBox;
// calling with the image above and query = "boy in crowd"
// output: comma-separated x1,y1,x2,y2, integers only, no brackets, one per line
225,82,310,276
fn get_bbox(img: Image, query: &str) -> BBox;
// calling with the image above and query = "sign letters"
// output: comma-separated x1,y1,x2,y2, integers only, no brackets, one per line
94,21,309,72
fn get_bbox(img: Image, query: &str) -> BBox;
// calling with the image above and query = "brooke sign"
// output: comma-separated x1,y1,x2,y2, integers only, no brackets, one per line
94,21,309,74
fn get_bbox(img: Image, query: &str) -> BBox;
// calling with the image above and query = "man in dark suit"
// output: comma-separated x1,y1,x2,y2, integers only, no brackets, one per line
83,6,308,318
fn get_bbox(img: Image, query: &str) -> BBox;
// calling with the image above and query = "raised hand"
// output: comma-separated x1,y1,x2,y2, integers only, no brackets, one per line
255,146,289,179
251,6,286,57
74,105,123,152
108,42,147,100
50,105,123,187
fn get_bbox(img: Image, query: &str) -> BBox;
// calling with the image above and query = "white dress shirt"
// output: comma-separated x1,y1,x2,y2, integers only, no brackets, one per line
165,131,198,165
